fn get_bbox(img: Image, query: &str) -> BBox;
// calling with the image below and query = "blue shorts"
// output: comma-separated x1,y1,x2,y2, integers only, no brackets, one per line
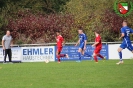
120,42,133,51
79,43,84,49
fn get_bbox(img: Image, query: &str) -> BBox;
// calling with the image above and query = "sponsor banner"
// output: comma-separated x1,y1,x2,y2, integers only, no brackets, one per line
0,47,21,62
55,45,108,61
109,44,133,59
21,46,55,62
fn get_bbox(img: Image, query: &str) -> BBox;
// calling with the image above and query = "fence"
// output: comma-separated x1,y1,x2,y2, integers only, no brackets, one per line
0,42,127,47
0,42,133,63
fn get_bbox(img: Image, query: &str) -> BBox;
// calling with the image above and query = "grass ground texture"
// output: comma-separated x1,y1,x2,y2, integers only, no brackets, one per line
0,60,133,88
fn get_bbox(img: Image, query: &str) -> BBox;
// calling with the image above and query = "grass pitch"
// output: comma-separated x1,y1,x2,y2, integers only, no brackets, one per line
0,60,133,88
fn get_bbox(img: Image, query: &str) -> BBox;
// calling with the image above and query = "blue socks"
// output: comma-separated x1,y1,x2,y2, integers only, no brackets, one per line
84,52,92,57
78,52,82,61
78,52,92,61
118,52,122,61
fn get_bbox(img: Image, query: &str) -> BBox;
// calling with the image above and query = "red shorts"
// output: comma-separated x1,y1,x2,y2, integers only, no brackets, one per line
94,47,102,54
57,47,62,53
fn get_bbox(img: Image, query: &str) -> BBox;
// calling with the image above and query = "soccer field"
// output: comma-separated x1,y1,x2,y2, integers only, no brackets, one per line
0,60,133,88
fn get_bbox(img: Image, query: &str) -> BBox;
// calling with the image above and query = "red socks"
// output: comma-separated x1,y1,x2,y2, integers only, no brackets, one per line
57,55,60,62
94,56,98,62
97,54,104,59
57,54,66,62
94,54,104,62
60,54,66,57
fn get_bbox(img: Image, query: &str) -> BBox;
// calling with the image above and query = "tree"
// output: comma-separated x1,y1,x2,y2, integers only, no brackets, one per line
0,0,70,41
65,0,133,42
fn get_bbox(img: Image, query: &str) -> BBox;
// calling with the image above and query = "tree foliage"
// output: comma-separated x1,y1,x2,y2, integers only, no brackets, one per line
0,0,70,43
65,0,133,42
0,0,133,43
6,11,74,44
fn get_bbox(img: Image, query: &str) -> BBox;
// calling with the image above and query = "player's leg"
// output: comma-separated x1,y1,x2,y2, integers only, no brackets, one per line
59,54,66,57
118,47,123,61
3,49,8,63
76,43,84,62
92,52,98,63
81,48,92,60
127,43,133,53
92,48,99,62
83,47,92,57
56,48,61,63
58,47,69,59
83,53,92,57
77,48,83,62
8,49,12,62
59,54,69,58
96,47,106,60
116,44,125,65
116,47,123,64
81,48,85,55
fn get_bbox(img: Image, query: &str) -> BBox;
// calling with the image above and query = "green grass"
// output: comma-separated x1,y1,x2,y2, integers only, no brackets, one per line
0,60,133,88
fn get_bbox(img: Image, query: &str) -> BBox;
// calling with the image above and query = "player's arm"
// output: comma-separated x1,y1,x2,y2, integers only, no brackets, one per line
83,40,87,50
92,42,99,47
119,33,124,40
92,36,100,47
11,39,13,47
119,28,125,40
2,40,5,50
62,39,65,46
130,28,133,35
84,35,87,50
75,39,80,46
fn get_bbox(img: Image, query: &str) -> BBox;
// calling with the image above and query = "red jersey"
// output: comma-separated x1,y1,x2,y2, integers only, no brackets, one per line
95,34,102,48
56,35,64,47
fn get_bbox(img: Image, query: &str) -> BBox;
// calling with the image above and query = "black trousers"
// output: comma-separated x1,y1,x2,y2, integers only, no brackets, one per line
3,49,12,62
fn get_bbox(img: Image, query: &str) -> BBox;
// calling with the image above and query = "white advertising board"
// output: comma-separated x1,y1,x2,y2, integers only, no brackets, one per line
21,46,55,62
0,47,21,62
108,44,133,59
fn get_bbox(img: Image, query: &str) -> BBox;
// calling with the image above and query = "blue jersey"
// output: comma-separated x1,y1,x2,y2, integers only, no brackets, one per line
120,26,133,51
79,33,87,46
121,26,133,43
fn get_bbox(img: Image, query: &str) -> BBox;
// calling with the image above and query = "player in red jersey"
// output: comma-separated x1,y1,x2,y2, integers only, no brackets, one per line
92,30,106,63
56,31,69,63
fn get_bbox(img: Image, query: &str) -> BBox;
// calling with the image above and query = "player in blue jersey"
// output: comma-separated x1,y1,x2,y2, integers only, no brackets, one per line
75,28,92,62
116,20,133,65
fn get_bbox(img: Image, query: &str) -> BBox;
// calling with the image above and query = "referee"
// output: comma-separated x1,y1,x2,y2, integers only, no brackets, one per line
2,30,13,63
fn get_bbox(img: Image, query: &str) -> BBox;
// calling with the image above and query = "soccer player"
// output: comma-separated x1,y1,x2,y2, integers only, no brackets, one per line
92,30,105,63
56,31,69,63
116,20,133,65
75,28,91,62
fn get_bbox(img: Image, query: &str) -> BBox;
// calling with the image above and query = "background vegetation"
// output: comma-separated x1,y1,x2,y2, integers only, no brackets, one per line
0,0,133,44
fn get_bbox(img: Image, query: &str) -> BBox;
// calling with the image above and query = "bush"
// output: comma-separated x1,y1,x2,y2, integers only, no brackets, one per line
6,10,74,43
